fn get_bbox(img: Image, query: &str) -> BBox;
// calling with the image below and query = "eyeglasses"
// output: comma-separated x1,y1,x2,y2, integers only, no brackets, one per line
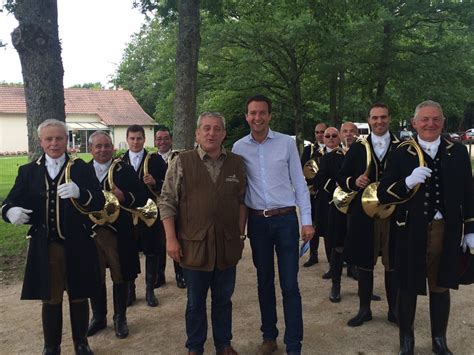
324,134,339,139
315,130,325,134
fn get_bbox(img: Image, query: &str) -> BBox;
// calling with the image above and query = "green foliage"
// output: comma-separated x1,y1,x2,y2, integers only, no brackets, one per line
114,18,177,128
0,221,28,257
115,0,474,145
0,155,28,202
68,82,104,90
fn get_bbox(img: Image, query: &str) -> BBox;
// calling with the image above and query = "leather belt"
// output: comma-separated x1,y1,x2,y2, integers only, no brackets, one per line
249,206,296,218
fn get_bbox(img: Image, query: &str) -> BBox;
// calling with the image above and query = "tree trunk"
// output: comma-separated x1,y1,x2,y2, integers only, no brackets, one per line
374,22,392,102
337,69,345,128
11,0,65,161
328,70,338,127
173,0,201,150
288,48,304,155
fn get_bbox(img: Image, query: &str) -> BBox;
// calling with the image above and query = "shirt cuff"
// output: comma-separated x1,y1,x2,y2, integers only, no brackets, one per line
300,214,312,226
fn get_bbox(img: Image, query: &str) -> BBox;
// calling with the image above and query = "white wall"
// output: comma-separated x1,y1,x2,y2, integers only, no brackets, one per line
67,114,100,122
0,113,155,153
0,114,28,153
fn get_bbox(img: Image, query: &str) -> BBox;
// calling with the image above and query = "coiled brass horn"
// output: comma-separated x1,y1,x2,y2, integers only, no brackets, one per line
387,137,426,205
64,157,118,223
361,183,395,219
361,139,396,219
303,144,323,195
121,154,159,227
143,152,161,200
333,137,371,214
303,159,319,180
88,160,121,225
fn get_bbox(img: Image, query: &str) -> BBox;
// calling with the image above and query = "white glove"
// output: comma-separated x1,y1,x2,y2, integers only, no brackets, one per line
6,207,33,225
462,233,474,253
405,166,432,190
57,182,80,199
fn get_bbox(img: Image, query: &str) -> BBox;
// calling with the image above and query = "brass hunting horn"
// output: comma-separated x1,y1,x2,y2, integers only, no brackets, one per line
125,153,159,227
333,137,371,214
303,144,322,195
361,141,397,219
64,157,119,224
88,160,121,225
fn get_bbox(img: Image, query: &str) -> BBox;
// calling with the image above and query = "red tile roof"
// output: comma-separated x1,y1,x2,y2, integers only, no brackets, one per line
0,86,155,126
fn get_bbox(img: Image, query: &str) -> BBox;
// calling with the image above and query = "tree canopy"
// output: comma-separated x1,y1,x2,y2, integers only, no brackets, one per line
115,0,474,147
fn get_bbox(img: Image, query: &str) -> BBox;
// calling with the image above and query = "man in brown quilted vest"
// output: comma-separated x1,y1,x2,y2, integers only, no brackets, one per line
159,112,247,355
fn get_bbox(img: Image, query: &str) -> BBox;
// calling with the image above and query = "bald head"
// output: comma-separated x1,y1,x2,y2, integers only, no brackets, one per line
315,123,328,144
323,127,340,149
340,122,359,146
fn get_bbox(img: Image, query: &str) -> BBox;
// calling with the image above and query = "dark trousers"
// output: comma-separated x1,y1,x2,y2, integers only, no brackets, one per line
182,266,236,354
248,212,303,353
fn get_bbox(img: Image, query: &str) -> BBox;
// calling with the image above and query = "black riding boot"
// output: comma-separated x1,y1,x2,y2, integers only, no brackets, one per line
145,255,159,307
174,261,186,289
127,279,136,307
42,303,63,355
430,291,452,355
87,283,107,336
347,269,373,327
70,300,94,355
113,283,129,339
385,271,398,324
329,249,344,303
398,290,417,355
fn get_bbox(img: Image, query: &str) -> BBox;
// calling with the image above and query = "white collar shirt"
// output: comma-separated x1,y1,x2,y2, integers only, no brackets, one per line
93,159,112,182
417,136,441,160
158,149,172,164
129,150,144,171
45,153,66,180
371,131,391,160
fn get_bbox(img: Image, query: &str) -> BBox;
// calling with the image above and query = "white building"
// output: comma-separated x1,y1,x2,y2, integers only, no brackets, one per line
0,86,156,153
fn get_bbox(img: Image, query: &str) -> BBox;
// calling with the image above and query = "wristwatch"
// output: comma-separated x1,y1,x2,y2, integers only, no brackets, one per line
240,234,247,241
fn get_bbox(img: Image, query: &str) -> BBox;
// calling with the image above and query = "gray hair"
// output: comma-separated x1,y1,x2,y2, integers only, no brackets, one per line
414,100,445,121
196,112,226,129
88,130,113,145
37,119,68,138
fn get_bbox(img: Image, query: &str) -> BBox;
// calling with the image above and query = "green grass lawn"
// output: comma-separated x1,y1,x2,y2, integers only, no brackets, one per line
0,154,91,274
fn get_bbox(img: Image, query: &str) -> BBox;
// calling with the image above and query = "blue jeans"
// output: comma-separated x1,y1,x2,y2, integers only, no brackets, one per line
182,266,236,354
248,212,303,353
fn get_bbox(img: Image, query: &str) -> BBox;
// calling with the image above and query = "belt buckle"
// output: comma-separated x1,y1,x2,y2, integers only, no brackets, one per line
263,209,270,218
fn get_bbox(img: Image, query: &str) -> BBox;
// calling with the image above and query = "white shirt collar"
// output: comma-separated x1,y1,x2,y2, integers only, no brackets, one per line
318,142,325,149
93,159,112,170
417,136,441,159
93,159,112,181
129,149,144,161
371,131,390,146
158,149,172,162
326,147,333,153
45,153,66,167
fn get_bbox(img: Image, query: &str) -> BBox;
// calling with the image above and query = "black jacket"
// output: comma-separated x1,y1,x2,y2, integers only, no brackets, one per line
337,133,400,268
1,155,105,300
121,149,167,253
314,148,347,248
91,159,148,280
378,137,474,294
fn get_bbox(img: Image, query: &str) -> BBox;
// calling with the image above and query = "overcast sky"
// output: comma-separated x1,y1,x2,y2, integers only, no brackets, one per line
0,0,145,87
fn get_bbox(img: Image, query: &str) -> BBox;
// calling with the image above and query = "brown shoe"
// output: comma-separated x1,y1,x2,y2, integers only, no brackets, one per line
188,352,200,355
257,340,278,355
216,346,239,355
